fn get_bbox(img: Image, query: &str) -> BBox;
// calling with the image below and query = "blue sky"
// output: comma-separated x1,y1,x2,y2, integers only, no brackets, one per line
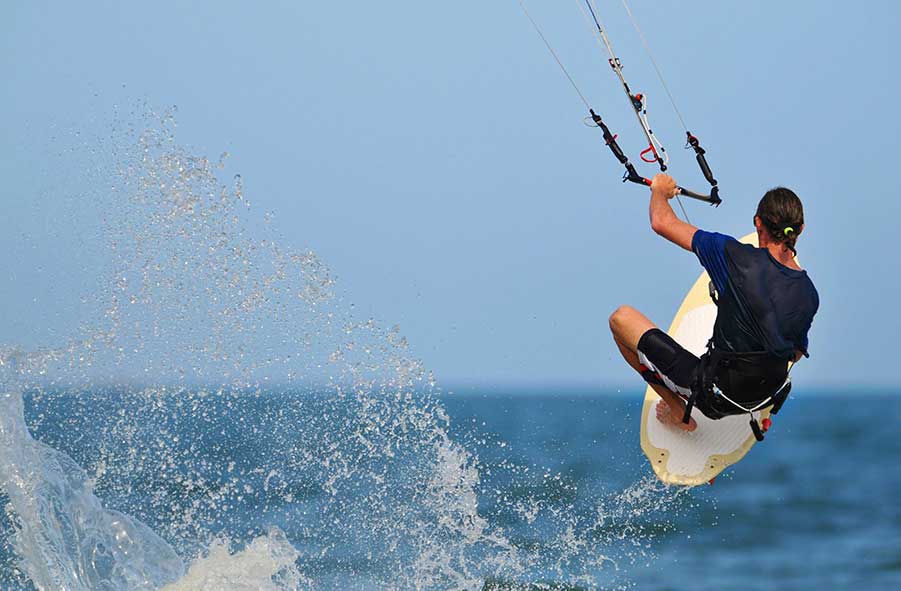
2,1,899,389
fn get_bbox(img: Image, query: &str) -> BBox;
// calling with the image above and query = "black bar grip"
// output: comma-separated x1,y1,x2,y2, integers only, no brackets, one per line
590,109,630,166
695,152,717,187
677,185,721,206
625,174,721,205
686,132,719,189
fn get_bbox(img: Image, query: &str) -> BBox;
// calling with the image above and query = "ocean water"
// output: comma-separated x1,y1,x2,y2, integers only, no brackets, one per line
444,390,901,590
2,385,898,590
1,108,899,590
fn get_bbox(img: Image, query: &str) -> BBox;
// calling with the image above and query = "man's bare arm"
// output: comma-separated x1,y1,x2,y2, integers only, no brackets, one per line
649,174,698,252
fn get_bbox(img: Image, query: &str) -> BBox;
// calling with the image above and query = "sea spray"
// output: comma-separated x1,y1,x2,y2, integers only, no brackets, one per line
161,527,304,591
0,351,182,590
1,106,701,590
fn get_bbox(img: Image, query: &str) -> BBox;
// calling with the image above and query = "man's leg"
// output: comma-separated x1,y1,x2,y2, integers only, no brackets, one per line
608,305,697,431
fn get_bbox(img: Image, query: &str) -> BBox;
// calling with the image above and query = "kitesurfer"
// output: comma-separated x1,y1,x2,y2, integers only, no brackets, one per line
609,174,819,431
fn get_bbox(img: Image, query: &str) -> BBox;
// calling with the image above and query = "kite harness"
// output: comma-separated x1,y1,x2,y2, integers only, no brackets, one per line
680,282,796,442
518,0,721,210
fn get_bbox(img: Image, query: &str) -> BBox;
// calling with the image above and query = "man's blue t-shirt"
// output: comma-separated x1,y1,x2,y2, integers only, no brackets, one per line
691,230,819,359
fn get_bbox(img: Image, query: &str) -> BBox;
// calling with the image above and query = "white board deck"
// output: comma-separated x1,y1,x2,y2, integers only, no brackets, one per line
640,232,776,487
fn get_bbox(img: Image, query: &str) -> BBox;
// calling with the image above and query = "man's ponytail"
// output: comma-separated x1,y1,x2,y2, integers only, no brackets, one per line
756,188,804,255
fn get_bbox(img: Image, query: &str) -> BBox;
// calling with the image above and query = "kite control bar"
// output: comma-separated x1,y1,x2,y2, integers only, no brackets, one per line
590,110,722,206
517,0,723,207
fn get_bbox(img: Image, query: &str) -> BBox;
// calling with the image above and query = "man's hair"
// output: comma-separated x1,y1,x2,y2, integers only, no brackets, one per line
755,187,804,254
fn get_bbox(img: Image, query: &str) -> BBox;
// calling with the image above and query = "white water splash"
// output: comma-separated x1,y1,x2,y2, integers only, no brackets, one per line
0,106,697,590
0,353,182,590
162,528,305,591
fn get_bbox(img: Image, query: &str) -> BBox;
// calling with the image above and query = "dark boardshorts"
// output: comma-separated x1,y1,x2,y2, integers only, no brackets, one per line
636,328,699,400
636,327,757,420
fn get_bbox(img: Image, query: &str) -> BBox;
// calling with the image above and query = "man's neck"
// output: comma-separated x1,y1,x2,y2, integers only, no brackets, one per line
764,242,801,270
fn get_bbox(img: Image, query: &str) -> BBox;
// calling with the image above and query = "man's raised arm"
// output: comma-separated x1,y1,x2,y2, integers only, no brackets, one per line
649,174,698,252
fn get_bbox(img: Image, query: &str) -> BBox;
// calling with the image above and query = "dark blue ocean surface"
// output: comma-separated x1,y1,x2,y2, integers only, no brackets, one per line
443,390,901,590
2,389,899,590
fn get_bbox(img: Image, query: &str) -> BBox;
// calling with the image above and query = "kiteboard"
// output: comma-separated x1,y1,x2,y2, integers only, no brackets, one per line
640,232,775,486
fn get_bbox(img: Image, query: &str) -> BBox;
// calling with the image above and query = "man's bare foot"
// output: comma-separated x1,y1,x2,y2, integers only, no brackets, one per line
655,400,697,432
